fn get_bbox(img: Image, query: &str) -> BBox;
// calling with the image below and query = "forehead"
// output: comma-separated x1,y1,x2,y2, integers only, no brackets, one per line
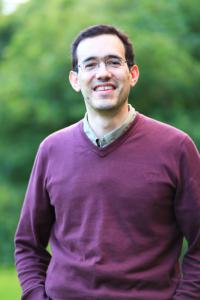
76,34,125,62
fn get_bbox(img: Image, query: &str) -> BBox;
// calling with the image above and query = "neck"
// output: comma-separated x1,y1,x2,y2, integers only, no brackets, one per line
86,104,129,138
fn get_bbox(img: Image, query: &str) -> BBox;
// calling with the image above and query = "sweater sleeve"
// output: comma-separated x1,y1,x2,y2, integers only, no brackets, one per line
14,143,54,300
22,287,50,300
173,136,200,300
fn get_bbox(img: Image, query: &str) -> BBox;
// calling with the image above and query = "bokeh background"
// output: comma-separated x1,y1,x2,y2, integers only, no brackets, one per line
0,0,199,298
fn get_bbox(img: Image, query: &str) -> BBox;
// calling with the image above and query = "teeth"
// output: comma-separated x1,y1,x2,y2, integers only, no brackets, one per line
95,85,114,91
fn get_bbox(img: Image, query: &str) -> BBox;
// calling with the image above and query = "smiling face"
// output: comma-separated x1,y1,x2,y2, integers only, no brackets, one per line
69,34,139,115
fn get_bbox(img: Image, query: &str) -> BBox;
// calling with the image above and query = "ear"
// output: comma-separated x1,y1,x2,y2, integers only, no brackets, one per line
69,70,81,92
129,64,139,87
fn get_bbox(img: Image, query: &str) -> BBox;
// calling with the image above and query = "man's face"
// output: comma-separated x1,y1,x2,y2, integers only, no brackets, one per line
69,34,139,114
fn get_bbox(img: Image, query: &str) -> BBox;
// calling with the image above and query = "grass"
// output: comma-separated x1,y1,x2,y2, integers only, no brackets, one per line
0,268,21,300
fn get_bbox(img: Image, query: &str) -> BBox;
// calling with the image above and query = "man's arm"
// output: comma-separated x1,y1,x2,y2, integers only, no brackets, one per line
15,143,54,300
173,136,200,299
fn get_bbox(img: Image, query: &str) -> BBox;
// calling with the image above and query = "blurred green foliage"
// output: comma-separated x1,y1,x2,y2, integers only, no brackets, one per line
0,0,199,266
0,268,21,299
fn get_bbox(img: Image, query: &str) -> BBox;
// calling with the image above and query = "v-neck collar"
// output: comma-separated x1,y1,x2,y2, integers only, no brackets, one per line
83,105,136,148
78,112,141,157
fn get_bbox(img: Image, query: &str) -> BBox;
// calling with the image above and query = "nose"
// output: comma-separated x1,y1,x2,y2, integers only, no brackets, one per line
95,62,112,80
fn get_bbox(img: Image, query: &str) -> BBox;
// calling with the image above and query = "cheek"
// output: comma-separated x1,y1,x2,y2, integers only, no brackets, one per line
79,77,93,90
115,70,131,83
119,75,132,89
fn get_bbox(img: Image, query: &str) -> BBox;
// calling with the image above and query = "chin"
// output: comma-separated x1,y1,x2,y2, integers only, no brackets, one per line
92,98,118,108
93,103,118,111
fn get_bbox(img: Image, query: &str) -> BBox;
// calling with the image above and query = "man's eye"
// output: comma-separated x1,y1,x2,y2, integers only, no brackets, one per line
107,59,121,67
84,62,98,70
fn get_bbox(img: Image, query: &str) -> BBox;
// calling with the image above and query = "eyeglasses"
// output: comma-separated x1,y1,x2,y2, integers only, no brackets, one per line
78,56,128,72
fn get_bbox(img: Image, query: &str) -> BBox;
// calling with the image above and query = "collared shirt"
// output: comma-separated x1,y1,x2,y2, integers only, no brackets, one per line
83,104,136,148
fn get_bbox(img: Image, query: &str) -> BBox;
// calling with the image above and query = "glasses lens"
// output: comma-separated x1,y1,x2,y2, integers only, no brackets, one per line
106,58,123,68
82,60,98,71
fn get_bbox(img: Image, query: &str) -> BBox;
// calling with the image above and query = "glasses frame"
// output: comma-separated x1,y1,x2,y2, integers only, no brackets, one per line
77,56,128,73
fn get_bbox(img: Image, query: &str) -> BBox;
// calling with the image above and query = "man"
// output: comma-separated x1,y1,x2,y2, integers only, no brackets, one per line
15,24,200,300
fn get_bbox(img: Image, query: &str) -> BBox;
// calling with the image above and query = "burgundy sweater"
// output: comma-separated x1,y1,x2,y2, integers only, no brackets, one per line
15,113,200,300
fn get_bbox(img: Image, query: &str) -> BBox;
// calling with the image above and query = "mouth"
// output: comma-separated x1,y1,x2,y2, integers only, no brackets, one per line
93,83,116,92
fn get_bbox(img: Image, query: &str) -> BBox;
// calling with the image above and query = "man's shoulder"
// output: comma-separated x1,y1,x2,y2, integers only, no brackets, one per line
39,120,82,152
139,113,188,141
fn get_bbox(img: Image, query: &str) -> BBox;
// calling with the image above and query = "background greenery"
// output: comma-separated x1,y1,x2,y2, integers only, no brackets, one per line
0,0,199,296
0,269,21,299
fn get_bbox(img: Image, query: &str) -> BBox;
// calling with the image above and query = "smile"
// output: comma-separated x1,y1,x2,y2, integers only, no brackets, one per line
93,84,116,92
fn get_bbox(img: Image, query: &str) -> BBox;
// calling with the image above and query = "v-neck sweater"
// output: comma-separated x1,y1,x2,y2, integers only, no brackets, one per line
15,113,200,300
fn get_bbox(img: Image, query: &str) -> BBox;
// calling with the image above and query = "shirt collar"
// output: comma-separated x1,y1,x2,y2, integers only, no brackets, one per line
83,104,136,147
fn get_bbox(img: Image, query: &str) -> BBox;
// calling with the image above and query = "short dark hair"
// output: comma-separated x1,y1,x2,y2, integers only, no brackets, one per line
71,24,135,72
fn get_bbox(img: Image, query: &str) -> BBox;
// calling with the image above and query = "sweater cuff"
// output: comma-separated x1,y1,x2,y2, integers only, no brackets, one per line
22,287,49,300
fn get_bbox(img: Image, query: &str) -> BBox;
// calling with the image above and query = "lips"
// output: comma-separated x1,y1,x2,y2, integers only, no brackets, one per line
93,83,116,91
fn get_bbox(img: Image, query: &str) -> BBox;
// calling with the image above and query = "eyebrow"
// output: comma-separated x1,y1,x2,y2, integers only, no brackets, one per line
81,54,123,63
